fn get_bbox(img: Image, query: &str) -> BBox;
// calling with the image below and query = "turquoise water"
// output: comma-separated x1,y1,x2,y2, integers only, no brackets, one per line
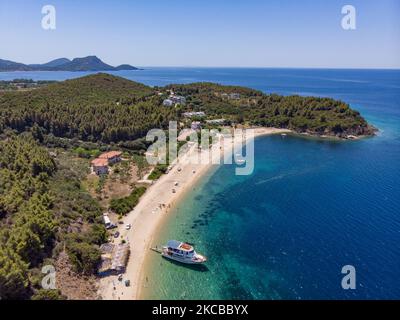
142,132,400,300
1,68,399,299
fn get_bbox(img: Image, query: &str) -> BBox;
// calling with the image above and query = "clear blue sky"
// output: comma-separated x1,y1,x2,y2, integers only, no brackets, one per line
0,0,399,68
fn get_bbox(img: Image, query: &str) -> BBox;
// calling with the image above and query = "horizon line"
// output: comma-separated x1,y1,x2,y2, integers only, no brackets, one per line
138,65,400,71
2,56,399,71
1,65,400,72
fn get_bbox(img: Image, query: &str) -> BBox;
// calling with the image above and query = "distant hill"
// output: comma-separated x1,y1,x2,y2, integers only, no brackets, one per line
0,58,33,71
0,56,139,72
52,56,116,71
40,58,72,68
115,64,140,71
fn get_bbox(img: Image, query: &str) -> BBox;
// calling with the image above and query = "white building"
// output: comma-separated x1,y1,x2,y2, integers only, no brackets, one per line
221,93,240,100
191,121,201,130
163,99,174,107
183,111,206,118
171,95,186,105
229,93,241,100
206,118,226,125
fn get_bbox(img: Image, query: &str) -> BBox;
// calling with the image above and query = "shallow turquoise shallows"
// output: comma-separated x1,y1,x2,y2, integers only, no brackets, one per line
2,68,399,299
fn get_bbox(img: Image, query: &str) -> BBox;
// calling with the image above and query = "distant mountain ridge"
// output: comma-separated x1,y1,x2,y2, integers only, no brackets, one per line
0,56,140,72
31,58,72,68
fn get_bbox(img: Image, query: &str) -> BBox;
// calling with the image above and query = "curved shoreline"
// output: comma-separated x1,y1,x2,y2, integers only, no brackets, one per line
133,127,378,299
136,161,219,299
98,127,290,300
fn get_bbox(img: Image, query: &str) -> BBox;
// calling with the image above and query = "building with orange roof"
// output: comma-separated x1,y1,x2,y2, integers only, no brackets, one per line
99,151,123,164
91,150,123,175
91,158,109,175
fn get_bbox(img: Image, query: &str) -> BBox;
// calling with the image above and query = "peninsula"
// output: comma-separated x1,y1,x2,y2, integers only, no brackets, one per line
0,73,375,140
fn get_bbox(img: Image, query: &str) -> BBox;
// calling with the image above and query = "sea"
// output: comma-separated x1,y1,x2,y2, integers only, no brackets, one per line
1,68,399,299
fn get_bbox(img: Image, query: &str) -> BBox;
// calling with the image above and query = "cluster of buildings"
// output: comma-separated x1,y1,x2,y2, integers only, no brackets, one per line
91,151,123,175
221,93,241,100
183,111,206,118
181,111,226,131
163,93,187,107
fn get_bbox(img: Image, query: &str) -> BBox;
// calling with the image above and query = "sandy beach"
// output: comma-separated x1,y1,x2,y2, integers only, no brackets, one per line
98,127,291,300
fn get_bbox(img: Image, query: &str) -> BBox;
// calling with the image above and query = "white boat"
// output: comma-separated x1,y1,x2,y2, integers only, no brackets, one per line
162,240,207,264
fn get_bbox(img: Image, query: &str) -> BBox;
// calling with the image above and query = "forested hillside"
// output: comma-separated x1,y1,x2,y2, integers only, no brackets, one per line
0,74,176,142
0,134,106,299
0,74,375,143
0,135,56,298
167,83,376,137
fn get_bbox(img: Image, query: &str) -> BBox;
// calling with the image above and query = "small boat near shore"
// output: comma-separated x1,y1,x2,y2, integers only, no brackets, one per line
156,240,207,264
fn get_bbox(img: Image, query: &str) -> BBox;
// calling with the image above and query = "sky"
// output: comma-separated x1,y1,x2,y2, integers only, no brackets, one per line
0,0,399,68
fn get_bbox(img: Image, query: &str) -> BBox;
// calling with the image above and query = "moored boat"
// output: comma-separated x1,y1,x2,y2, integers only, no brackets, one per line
161,240,207,264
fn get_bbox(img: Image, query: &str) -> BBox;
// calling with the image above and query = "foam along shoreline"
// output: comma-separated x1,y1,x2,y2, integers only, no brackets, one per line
98,127,291,300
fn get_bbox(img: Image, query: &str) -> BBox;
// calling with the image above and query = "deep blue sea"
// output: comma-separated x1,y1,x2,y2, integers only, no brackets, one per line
1,68,399,299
